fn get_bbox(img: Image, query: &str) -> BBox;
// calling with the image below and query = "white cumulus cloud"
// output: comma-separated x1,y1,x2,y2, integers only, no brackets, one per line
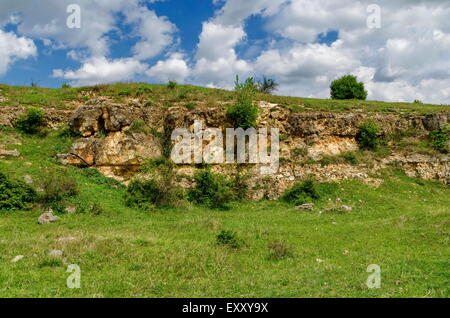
52,56,147,87
0,29,37,76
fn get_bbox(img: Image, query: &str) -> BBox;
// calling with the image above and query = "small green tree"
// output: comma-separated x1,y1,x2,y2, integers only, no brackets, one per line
188,170,234,209
429,125,449,153
227,75,259,129
330,75,367,100
357,120,380,150
257,76,278,94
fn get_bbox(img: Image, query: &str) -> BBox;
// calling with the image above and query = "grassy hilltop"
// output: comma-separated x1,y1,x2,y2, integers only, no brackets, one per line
0,83,449,298
0,82,448,113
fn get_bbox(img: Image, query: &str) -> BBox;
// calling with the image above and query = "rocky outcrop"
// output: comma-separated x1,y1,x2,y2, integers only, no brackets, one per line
0,106,73,129
55,102,450,191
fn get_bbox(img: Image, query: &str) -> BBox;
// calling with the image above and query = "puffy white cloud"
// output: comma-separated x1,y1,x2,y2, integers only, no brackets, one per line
196,22,245,61
254,41,360,97
193,22,251,88
0,0,175,58
52,56,147,87
125,6,177,60
0,29,37,76
2,0,450,103
147,53,190,83
263,0,450,103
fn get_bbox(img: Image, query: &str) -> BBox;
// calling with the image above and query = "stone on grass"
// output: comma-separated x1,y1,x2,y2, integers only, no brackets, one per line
65,206,77,214
11,255,24,263
340,205,353,212
0,149,20,157
296,203,314,210
38,212,59,225
49,250,63,258
23,175,33,184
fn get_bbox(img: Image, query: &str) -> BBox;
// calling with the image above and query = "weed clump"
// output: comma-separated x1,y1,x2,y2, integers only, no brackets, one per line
15,108,46,135
268,241,293,260
0,172,36,210
357,120,381,151
281,179,320,205
126,158,185,209
227,76,259,129
216,230,245,249
39,171,78,204
429,125,449,153
188,170,234,209
167,81,177,89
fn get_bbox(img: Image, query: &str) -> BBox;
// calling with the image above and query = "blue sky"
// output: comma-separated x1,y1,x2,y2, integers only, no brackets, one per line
0,0,449,104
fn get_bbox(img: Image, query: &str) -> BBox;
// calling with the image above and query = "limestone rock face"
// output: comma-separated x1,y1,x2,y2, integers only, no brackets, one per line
95,132,161,166
70,106,103,137
55,101,449,191
69,104,133,137
60,132,161,168
38,212,58,225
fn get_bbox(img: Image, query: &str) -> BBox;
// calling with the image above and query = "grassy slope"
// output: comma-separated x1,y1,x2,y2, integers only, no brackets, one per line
0,82,449,113
0,130,449,298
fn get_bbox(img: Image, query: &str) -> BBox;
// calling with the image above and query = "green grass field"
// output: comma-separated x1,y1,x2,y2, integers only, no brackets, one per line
1,82,449,113
0,129,449,298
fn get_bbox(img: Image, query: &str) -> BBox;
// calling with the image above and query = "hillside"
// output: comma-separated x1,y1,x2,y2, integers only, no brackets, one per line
1,83,449,113
0,83,449,298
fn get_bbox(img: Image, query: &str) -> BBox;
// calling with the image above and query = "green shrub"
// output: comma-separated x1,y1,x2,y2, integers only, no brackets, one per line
357,120,381,151
216,230,245,249
257,76,278,94
15,108,45,134
281,179,320,206
227,75,258,129
429,125,449,153
167,81,177,89
39,171,78,203
0,172,36,210
342,151,358,165
188,170,234,209
230,167,250,201
38,258,64,268
126,159,185,209
125,179,160,209
330,75,367,100
62,83,71,89
57,124,79,138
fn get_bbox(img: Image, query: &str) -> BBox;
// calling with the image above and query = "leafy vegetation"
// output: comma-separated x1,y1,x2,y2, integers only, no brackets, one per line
188,170,234,209
357,120,381,151
227,76,259,129
330,75,368,100
257,76,279,94
216,230,245,249
280,179,321,206
167,81,177,90
0,172,36,210
429,125,449,153
15,108,46,135
126,158,185,209
39,170,78,204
